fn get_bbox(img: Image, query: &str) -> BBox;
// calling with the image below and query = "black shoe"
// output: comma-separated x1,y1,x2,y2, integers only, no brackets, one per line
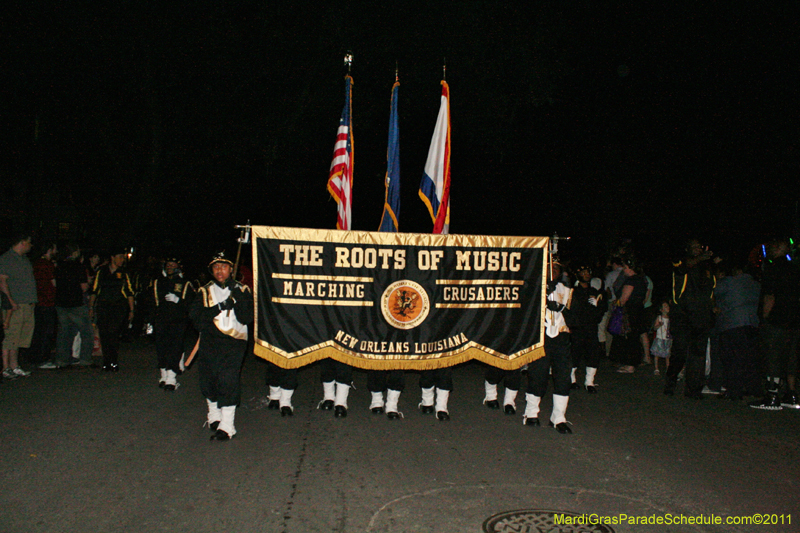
210,429,233,441
750,394,783,411
586,385,598,394
109,364,119,373
504,404,516,415
420,405,434,414
781,392,800,409
164,384,176,391
485,399,500,410
334,405,347,418
319,399,334,410
387,411,401,420
524,417,540,426
280,406,293,417
436,411,450,421
549,421,573,434
158,381,166,389
371,406,385,415
570,382,580,390
209,421,220,432
267,399,280,410
102,365,112,372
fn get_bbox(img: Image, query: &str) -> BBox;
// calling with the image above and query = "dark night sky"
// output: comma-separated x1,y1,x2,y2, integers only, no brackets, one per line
3,1,798,267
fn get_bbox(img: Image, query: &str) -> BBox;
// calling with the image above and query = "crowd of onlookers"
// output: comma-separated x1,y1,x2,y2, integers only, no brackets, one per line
2,231,798,414
558,237,799,411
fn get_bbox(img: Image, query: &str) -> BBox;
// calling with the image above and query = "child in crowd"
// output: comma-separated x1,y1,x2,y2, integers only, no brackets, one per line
651,300,672,375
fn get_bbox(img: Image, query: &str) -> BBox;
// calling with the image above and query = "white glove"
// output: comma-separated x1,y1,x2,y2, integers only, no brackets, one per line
165,293,180,303
588,296,598,307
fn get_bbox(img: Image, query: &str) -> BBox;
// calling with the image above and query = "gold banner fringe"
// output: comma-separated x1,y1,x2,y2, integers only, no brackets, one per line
253,344,546,372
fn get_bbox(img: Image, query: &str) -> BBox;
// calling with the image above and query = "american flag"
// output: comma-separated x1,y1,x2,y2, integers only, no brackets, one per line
418,80,450,234
327,75,354,230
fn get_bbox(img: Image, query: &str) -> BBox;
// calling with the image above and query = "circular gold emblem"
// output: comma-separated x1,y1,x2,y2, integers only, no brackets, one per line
381,280,430,330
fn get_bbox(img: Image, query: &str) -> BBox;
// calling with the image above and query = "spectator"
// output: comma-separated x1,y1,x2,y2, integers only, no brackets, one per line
714,260,760,401
45,242,94,368
663,239,718,399
609,255,648,374
30,242,58,367
0,232,37,378
750,239,800,410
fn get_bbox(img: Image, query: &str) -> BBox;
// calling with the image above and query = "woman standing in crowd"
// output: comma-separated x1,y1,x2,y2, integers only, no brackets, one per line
610,255,648,374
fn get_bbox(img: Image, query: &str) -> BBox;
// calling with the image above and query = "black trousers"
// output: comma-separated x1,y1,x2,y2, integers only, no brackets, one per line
320,359,352,384
154,319,188,373
665,326,709,396
367,370,406,392
571,329,601,369
29,305,57,365
96,301,129,367
484,367,521,391
420,368,453,391
198,336,246,408
266,362,298,390
527,333,571,397
718,326,760,399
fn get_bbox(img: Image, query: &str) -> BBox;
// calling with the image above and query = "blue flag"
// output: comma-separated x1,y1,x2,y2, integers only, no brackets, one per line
379,81,401,232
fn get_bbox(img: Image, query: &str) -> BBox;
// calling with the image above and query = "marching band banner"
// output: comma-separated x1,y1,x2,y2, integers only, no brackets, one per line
252,226,548,371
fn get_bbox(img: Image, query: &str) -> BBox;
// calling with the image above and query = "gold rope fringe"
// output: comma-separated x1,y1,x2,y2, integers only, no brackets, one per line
253,344,545,371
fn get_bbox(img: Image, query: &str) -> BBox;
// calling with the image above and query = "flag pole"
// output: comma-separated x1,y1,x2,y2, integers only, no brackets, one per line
345,51,353,73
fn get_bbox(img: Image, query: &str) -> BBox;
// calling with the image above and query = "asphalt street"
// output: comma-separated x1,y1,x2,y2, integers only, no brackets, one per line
1,338,798,533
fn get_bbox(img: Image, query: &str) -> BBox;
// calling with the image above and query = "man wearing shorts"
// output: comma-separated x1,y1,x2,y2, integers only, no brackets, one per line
0,233,37,379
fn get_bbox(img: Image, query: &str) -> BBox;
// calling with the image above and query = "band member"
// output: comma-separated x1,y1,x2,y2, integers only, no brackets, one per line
318,360,353,418
523,258,574,433
266,363,298,416
419,368,452,421
483,368,521,414
367,370,405,420
190,251,253,441
153,257,194,391
89,249,135,372
570,264,605,393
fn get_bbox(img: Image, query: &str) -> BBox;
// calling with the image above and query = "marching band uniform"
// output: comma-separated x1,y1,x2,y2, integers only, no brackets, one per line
266,363,298,416
419,368,452,421
318,360,352,418
153,258,194,391
189,252,253,441
90,251,135,372
570,266,605,393
367,370,405,420
483,368,521,415
523,263,574,433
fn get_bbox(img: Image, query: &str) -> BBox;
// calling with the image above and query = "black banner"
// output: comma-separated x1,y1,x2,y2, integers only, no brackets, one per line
253,226,547,370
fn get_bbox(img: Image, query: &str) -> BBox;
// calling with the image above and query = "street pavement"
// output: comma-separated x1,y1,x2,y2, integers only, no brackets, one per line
1,338,798,533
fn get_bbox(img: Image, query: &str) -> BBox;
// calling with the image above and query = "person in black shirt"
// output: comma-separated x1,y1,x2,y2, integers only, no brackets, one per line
89,250,134,372
153,258,195,391
570,265,605,392
189,251,253,441
52,243,94,367
663,240,717,399
750,239,800,410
